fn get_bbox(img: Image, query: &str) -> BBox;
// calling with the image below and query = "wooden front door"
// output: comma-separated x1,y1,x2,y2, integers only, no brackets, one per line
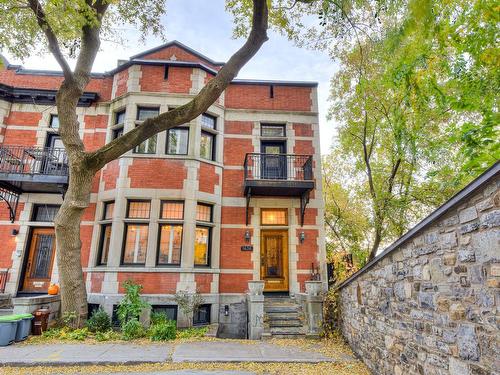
260,230,289,292
22,228,56,293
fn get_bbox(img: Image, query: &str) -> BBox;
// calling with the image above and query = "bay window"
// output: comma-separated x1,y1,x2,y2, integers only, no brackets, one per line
134,107,159,154
157,201,184,266
122,200,150,265
97,201,114,265
194,203,213,267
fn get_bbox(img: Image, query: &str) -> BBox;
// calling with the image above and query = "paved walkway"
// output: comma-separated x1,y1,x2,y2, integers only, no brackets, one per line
0,341,352,366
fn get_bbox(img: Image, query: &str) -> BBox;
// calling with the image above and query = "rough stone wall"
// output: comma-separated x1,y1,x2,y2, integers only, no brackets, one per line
339,176,499,375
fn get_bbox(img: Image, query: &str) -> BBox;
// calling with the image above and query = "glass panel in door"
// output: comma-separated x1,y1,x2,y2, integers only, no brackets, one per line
22,228,56,293
261,142,286,179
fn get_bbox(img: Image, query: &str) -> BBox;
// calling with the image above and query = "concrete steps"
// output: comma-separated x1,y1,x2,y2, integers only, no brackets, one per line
263,296,306,339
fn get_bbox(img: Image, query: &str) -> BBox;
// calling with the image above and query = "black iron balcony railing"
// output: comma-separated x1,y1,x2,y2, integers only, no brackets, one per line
244,153,313,182
243,153,314,226
0,145,68,222
0,146,68,177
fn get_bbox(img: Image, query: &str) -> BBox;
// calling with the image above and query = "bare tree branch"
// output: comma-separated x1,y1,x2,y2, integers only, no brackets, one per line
87,0,269,170
27,0,73,81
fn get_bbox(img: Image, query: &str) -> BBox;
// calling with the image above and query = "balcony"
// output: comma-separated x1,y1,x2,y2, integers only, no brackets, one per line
0,146,68,221
243,153,314,225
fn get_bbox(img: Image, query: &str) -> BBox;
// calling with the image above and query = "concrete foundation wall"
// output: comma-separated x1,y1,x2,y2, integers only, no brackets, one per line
338,168,499,375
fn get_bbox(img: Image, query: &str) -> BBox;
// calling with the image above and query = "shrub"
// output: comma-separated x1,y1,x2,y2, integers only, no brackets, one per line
150,311,170,325
41,328,63,339
86,307,111,333
148,320,176,341
65,328,89,341
94,330,121,342
174,289,204,328
117,280,150,326
121,319,145,340
176,326,208,339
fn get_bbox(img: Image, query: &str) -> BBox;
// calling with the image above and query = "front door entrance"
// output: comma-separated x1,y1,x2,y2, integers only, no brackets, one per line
22,228,56,293
260,230,288,292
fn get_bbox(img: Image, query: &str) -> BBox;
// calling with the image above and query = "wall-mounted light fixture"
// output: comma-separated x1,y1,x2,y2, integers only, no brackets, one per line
244,230,251,243
11,229,19,236
299,231,306,243
224,305,229,316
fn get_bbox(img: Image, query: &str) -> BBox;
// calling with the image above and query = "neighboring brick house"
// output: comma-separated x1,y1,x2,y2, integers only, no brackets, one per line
0,41,326,333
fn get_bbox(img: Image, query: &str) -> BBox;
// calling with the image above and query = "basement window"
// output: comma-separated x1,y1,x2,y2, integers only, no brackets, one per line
193,304,211,326
151,305,178,321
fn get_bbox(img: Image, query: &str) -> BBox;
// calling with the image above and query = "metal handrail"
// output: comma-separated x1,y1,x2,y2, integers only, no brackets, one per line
0,146,68,176
244,153,313,181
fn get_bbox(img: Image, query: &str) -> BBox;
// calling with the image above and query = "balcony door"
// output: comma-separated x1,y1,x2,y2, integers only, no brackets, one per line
43,134,67,174
22,228,56,293
261,141,286,180
260,229,289,292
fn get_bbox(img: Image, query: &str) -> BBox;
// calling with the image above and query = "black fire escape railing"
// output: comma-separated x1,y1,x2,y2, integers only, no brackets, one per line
243,153,314,226
0,146,68,222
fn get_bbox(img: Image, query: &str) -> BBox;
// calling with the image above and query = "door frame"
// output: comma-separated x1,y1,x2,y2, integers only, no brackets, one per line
260,229,289,292
19,226,56,294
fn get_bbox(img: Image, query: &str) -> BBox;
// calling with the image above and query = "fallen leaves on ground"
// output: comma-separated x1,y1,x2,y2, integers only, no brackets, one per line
1,361,370,375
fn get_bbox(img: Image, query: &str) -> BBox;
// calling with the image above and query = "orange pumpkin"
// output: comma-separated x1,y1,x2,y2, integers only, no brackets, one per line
48,283,59,295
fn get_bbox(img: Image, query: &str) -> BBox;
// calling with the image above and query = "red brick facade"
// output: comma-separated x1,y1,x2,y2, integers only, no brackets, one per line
0,42,324,315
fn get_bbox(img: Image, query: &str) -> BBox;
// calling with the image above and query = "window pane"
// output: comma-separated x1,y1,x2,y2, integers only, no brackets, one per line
99,224,112,264
115,110,126,125
261,124,285,137
261,209,287,225
103,202,114,220
151,305,177,321
123,224,148,264
167,128,189,155
193,304,211,325
50,115,59,129
194,227,210,266
201,114,216,130
33,205,60,222
112,127,123,140
137,107,159,121
161,202,184,220
128,201,150,218
158,225,182,265
196,204,212,222
200,132,214,160
135,133,157,154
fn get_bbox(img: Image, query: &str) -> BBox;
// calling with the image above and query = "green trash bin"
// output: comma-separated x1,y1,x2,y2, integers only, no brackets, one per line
14,314,33,341
0,315,21,346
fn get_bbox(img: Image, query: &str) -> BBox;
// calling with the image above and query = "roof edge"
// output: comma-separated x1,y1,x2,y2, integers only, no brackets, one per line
129,40,225,66
5,61,318,88
336,161,500,290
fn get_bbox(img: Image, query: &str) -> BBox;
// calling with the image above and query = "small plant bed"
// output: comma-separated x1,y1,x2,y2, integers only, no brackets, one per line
24,281,212,345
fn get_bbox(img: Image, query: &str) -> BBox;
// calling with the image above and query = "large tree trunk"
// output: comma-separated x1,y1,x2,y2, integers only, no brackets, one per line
54,163,94,326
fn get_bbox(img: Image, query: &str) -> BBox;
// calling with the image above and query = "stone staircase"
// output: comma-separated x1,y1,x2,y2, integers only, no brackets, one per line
263,296,306,339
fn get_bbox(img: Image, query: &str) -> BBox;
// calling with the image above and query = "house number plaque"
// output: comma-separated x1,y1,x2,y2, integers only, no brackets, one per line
241,245,253,251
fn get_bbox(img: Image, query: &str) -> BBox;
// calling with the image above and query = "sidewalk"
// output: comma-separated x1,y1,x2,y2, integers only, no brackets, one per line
0,341,354,366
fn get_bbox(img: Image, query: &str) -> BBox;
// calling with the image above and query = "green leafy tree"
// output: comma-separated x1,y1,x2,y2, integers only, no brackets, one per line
0,0,270,323
322,0,498,262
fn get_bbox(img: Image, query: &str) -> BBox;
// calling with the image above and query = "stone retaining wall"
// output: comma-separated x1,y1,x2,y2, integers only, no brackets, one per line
338,166,499,375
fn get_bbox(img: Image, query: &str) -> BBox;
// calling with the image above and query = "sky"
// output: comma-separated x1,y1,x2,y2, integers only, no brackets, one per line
3,0,339,154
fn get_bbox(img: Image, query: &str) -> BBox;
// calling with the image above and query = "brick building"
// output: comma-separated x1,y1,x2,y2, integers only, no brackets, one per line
0,41,326,336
